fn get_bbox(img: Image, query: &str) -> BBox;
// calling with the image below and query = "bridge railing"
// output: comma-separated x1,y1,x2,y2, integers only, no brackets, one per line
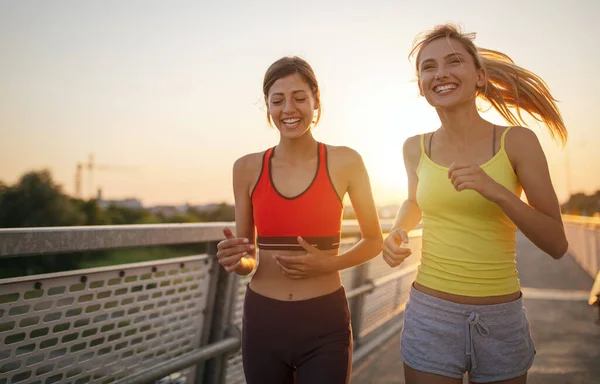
0,221,422,384
563,215,600,279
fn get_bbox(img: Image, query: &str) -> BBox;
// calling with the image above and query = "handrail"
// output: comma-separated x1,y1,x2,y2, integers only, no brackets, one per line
563,214,600,226
111,336,241,384
0,219,407,258
346,264,419,299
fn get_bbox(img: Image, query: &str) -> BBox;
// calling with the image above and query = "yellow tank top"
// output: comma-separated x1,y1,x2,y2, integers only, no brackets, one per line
415,127,523,297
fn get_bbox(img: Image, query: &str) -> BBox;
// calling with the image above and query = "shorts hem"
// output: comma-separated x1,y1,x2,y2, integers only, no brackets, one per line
469,352,535,383
401,352,464,380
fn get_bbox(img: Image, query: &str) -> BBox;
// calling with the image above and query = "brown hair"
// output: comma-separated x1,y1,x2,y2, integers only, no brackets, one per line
262,56,322,126
409,24,567,145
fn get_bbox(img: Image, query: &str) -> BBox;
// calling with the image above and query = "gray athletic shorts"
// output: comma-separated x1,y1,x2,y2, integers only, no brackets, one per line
401,285,536,383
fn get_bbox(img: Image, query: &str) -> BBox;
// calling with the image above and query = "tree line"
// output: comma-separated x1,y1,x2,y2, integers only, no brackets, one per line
0,169,234,277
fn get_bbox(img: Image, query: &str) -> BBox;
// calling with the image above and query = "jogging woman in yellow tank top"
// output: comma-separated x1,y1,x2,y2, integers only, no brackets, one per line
382,24,568,384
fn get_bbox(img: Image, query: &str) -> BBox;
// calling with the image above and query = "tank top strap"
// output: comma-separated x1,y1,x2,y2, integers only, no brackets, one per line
264,146,275,173
416,134,426,174
317,142,327,175
500,126,513,151
318,142,325,162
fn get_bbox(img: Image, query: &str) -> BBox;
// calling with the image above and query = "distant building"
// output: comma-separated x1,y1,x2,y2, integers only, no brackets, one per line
148,206,180,217
96,188,143,210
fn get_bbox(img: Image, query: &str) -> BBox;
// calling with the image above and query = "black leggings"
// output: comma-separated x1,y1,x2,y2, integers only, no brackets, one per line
242,285,352,384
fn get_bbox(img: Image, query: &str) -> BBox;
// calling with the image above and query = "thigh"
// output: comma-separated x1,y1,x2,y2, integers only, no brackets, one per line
295,327,353,384
469,306,535,383
404,363,464,384
401,300,467,378
242,322,294,384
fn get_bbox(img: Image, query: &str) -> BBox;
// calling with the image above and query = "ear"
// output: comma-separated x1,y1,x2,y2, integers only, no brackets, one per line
476,67,486,88
417,79,424,97
313,96,320,111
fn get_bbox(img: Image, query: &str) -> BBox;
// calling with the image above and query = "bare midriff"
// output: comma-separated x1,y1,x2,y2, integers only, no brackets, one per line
249,248,342,301
413,281,522,305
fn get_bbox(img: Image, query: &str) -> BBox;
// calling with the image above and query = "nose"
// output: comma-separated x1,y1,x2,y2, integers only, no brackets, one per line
283,98,296,114
435,68,448,80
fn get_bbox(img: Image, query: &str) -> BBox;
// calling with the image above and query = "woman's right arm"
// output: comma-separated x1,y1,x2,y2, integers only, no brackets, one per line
382,135,423,267
216,154,258,275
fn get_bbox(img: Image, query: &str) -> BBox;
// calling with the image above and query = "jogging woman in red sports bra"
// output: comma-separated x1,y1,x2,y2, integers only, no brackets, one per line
215,56,383,384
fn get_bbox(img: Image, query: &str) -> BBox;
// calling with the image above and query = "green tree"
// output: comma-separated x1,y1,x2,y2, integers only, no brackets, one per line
0,170,86,228
0,170,88,276
72,199,110,225
561,190,600,216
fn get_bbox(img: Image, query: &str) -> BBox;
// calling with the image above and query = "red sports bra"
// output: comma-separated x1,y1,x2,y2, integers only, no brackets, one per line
251,142,344,251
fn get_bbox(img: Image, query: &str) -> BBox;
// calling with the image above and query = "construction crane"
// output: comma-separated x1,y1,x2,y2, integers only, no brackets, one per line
74,154,138,199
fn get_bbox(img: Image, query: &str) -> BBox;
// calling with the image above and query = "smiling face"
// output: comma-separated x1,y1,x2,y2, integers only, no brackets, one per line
266,73,319,140
417,37,486,110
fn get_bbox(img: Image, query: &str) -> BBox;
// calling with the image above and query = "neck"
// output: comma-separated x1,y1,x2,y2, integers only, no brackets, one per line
435,102,489,145
276,131,318,162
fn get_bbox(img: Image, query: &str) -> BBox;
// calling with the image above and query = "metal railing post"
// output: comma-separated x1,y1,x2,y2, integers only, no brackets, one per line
195,241,219,383
348,262,370,346
201,241,241,384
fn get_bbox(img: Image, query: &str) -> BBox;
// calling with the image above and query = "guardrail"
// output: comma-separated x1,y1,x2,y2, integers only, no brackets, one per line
0,221,422,384
563,215,600,278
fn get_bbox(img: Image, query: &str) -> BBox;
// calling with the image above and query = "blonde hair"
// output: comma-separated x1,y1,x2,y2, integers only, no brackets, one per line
410,24,567,145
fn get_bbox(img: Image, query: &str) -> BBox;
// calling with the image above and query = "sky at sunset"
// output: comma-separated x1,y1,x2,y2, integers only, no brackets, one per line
1,0,598,207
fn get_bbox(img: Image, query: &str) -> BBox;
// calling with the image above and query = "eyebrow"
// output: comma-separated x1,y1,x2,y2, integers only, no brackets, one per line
419,52,464,65
270,90,308,96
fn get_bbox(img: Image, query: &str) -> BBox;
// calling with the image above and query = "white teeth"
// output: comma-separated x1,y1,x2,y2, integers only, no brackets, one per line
283,118,301,124
435,84,457,93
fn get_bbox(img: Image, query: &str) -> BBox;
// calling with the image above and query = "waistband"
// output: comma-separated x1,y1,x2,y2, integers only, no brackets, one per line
257,235,341,251
245,283,346,306
408,285,523,318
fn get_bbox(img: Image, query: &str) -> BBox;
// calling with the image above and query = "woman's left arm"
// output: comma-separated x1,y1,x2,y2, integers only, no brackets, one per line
327,148,384,271
493,127,568,259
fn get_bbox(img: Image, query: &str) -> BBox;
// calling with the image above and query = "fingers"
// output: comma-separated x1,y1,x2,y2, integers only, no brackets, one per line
386,229,408,248
273,253,310,279
456,181,477,192
216,230,254,271
297,236,319,253
382,233,412,268
382,249,412,267
222,227,235,239
273,254,303,266
447,162,472,178
216,243,253,260
397,229,409,244
277,261,307,279
218,253,245,267
382,246,412,260
223,259,241,273
449,167,473,185
451,174,476,189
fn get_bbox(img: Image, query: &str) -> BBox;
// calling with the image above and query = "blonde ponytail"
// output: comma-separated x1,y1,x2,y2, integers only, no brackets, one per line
410,25,567,145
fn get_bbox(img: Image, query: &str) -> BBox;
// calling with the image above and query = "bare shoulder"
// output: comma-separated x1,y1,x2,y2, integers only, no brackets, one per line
233,151,266,183
504,126,544,162
324,144,364,169
403,134,423,171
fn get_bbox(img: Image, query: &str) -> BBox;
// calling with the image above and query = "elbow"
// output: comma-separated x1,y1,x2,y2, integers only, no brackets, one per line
375,232,384,249
550,238,569,260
